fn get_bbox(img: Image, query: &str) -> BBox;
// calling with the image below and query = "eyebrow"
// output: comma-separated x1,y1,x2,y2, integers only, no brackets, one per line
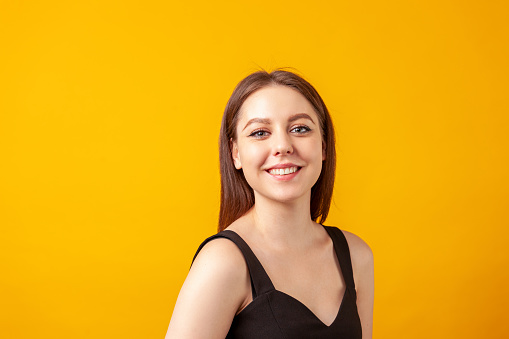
242,113,316,131
242,118,271,131
288,113,315,124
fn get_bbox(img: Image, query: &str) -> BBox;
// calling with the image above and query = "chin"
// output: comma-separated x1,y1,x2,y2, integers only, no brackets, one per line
258,188,311,204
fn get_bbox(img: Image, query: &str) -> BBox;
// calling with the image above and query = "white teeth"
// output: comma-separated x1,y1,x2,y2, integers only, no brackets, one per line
268,167,298,175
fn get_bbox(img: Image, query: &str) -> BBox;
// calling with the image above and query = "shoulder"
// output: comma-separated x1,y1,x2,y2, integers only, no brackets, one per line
191,234,248,281
339,229,374,336
340,229,374,268
189,234,251,305
166,234,250,338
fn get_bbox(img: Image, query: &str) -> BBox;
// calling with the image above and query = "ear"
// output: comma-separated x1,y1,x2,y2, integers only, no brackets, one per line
322,141,326,161
231,138,242,169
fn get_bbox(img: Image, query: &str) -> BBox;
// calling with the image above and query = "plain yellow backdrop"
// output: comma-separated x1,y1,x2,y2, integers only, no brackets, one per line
1,0,508,338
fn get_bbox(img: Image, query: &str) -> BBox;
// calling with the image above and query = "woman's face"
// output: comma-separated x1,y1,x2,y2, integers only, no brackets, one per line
232,85,325,204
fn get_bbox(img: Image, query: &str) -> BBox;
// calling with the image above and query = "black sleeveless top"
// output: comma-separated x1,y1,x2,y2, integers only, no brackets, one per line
192,226,362,338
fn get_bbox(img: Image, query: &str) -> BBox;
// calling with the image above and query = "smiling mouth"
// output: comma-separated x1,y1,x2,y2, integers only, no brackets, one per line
267,166,301,176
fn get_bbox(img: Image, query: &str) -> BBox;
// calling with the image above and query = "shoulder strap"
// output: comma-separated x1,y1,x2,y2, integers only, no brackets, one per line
191,230,275,299
323,226,356,289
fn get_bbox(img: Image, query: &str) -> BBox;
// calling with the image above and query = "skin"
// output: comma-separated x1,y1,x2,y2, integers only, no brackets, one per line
166,85,374,338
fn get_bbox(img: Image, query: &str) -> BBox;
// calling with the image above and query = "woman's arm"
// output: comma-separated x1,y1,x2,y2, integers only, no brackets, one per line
343,231,375,339
165,238,251,339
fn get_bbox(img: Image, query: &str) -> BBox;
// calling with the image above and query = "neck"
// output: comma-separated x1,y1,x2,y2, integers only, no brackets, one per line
246,192,320,250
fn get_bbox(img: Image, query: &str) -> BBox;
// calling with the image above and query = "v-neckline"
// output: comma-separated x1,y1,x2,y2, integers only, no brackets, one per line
228,225,347,328
272,287,346,327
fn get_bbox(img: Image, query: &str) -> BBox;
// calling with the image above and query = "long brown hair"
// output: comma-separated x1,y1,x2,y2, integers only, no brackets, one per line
218,69,336,232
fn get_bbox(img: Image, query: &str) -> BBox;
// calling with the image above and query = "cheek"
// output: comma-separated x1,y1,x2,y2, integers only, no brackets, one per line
299,139,324,160
238,143,267,168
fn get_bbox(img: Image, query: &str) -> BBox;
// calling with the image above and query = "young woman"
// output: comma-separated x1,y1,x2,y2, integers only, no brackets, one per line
166,70,374,338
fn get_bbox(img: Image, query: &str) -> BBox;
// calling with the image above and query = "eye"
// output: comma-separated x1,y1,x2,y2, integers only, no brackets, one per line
248,129,270,138
290,125,311,134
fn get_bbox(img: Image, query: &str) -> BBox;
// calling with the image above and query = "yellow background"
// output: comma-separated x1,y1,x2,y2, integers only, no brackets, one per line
1,1,508,338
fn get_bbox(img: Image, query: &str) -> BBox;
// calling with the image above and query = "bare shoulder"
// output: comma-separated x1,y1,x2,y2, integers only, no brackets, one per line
340,230,374,337
192,236,247,273
166,236,250,339
187,236,250,307
341,230,374,268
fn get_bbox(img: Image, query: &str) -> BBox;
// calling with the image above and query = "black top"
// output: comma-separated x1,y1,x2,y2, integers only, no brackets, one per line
192,225,362,338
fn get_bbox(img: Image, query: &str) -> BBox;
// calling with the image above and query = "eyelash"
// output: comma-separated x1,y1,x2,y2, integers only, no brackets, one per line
248,125,312,138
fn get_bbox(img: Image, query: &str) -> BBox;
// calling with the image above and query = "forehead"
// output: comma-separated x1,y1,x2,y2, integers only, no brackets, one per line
238,85,318,123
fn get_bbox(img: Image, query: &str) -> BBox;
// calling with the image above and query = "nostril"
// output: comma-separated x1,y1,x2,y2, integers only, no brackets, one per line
274,143,293,156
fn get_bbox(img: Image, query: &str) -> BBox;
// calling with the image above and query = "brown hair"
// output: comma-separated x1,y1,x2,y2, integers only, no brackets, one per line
218,69,336,232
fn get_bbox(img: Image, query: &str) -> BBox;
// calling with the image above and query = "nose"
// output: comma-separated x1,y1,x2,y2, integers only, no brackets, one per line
273,132,293,156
